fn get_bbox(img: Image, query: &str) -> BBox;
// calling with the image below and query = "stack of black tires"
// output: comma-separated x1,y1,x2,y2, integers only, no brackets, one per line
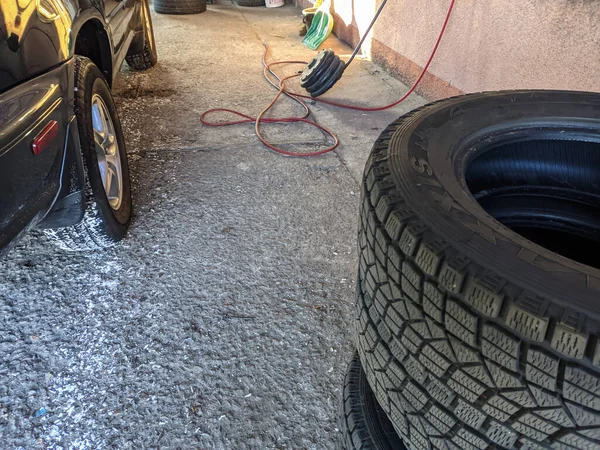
340,91,600,450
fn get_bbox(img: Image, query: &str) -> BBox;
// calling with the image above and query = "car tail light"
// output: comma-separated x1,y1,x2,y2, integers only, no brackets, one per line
32,120,59,155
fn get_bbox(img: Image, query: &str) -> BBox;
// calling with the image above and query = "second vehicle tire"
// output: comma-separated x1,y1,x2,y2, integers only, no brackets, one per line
126,0,158,70
340,353,405,450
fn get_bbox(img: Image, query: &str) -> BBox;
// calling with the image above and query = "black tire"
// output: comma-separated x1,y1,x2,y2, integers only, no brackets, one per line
126,0,158,70
340,352,406,450
45,57,132,251
234,0,264,6
355,91,600,450
154,0,206,14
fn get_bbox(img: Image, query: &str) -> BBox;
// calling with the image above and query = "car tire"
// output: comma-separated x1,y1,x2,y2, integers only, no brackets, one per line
126,0,158,70
234,0,264,6
340,352,406,450
45,57,132,251
154,0,206,14
355,91,600,449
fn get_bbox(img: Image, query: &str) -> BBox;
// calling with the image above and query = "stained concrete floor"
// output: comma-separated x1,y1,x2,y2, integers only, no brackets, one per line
0,2,425,448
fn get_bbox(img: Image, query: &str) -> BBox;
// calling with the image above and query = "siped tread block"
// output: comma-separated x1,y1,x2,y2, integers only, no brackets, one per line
353,105,600,449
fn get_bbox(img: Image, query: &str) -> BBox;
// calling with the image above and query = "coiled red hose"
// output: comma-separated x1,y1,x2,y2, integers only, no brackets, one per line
201,0,456,157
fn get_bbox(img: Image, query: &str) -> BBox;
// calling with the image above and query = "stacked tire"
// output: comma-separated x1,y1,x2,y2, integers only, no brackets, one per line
341,353,406,449
154,0,206,14
341,91,600,449
234,0,265,5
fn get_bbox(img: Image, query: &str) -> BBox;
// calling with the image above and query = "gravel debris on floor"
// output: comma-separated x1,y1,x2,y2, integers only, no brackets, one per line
0,1,425,448
1,150,358,449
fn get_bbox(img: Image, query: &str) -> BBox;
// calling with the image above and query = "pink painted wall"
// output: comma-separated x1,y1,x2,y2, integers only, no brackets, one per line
296,0,600,99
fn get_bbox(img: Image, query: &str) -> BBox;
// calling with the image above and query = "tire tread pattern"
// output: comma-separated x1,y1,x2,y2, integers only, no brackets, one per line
126,44,156,70
340,353,406,450
355,106,600,450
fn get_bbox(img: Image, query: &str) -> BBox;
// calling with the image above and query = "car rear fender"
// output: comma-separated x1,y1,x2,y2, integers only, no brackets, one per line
0,0,77,93
0,60,75,252
71,8,115,86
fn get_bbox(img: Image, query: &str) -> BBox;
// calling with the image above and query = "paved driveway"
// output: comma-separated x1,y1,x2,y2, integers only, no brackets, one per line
0,2,424,448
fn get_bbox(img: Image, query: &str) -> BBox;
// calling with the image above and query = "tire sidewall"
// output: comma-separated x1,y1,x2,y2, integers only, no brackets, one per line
77,60,132,235
388,91,600,314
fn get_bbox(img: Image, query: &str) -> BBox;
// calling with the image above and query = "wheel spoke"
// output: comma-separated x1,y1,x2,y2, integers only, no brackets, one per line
98,102,111,136
92,103,105,137
106,157,122,199
96,149,107,172
93,128,106,148
91,94,123,210
105,153,120,177
104,165,114,196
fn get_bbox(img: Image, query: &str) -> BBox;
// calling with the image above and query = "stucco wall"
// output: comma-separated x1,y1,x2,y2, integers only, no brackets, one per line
296,0,600,100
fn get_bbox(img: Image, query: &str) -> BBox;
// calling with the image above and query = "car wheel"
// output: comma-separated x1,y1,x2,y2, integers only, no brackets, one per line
154,0,206,14
126,0,158,70
355,91,600,449
45,57,132,251
340,352,406,450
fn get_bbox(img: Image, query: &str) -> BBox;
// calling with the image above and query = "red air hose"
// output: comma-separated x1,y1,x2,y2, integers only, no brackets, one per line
201,0,456,157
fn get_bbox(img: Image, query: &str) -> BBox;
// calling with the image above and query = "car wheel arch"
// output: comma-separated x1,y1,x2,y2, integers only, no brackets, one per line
71,17,114,86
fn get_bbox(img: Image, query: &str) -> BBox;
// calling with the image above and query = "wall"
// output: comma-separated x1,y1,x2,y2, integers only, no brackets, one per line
295,0,600,100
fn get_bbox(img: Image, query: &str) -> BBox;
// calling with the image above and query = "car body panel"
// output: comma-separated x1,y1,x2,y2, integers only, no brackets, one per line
0,59,73,251
1,0,139,93
0,0,76,93
104,0,133,56
0,0,145,254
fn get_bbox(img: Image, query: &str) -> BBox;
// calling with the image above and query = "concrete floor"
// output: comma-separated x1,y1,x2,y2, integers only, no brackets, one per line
0,2,425,448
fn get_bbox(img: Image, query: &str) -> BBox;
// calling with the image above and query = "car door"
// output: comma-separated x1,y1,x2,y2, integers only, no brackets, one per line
102,0,135,65
0,0,74,251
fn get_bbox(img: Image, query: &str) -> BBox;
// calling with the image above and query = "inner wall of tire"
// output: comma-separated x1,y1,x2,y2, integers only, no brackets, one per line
388,95,600,311
465,138,600,270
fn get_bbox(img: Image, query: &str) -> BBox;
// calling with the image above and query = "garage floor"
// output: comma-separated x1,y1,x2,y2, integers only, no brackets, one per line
0,2,425,448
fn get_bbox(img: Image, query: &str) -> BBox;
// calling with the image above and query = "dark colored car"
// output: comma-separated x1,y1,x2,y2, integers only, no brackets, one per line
0,0,157,255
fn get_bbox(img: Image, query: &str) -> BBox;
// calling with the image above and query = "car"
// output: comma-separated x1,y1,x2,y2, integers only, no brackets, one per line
0,0,157,256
